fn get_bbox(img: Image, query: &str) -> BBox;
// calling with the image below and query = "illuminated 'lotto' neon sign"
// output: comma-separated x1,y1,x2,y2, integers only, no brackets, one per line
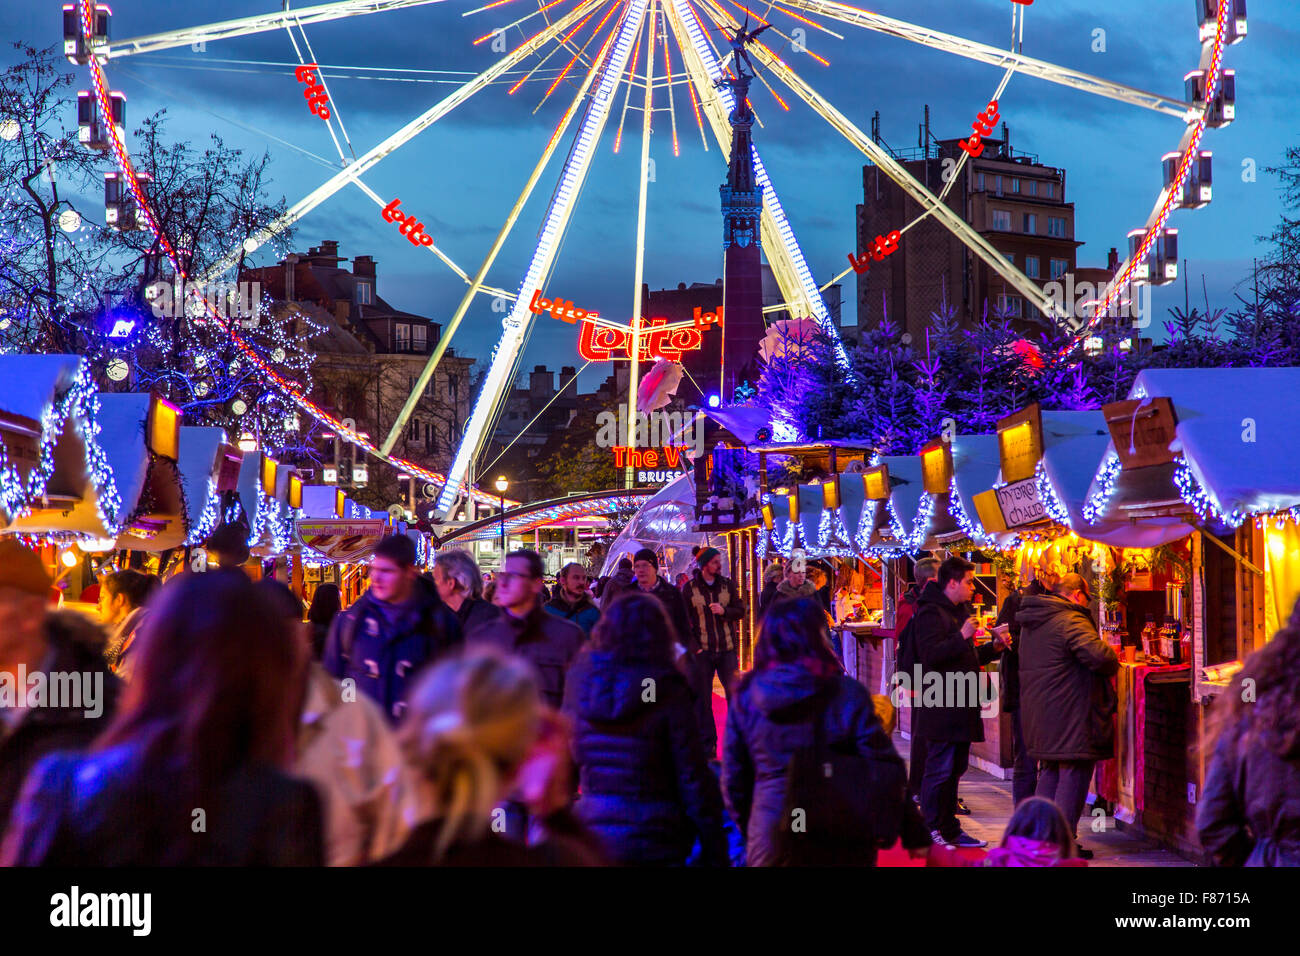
528,290,722,362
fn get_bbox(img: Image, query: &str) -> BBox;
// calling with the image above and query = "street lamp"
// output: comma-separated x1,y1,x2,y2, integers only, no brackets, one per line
495,475,509,556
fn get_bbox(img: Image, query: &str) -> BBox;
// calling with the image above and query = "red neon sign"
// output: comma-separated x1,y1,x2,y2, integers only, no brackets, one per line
847,230,900,274
294,64,331,121
527,290,721,362
612,446,689,469
959,99,1002,159
381,198,434,247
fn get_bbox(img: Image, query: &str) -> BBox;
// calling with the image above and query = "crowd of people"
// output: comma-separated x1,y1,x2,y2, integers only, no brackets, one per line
0,534,1297,867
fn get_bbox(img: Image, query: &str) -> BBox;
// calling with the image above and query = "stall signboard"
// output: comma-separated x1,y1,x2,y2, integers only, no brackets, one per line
296,518,386,562
1102,397,1178,469
997,403,1043,483
920,440,953,495
995,477,1047,528
863,464,890,500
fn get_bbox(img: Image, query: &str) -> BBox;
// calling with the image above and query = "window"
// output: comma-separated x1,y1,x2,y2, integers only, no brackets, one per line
1012,178,1021,194
977,172,986,191
1027,180,1038,197
1048,216,1067,238
356,282,372,305
395,323,410,351
1050,258,1069,279
1005,252,1015,266
1024,256,1040,278
412,324,427,351
994,176,1003,195
990,209,1011,231
408,417,420,441
1044,182,1056,199
1023,213,1037,234
997,295,1024,317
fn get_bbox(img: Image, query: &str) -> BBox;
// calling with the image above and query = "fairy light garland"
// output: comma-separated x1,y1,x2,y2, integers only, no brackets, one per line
1083,450,1123,524
1173,457,1247,528
74,1,513,509
948,477,997,549
1034,459,1072,527
1057,0,1231,356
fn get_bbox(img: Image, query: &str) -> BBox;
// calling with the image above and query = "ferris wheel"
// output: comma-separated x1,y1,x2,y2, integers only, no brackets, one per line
67,0,1246,518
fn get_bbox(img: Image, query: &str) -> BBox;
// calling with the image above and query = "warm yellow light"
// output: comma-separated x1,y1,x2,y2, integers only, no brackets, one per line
60,549,78,568
495,476,509,494
288,473,303,510
147,394,182,460
823,478,840,511
260,456,278,496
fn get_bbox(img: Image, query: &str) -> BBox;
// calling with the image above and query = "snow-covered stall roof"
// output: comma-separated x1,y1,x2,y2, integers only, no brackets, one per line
943,435,1003,548
1035,411,1114,531
869,454,927,552
176,426,227,546
0,355,121,538
1136,367,1300,523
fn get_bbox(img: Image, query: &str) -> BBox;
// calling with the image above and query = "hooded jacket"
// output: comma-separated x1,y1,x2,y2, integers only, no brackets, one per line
1197,713,1300,867
722,664,928,866
599,568,635,609
1016,593,1119,762
562,648,726,866
0,612,120,836
323,575,463,724
910,581,1001,743
467,604,584,710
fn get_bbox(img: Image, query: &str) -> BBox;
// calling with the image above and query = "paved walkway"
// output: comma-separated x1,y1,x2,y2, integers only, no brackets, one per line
892,735,1194,867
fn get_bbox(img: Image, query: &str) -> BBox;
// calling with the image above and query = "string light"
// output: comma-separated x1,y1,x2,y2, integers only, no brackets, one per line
1083,451,1123,524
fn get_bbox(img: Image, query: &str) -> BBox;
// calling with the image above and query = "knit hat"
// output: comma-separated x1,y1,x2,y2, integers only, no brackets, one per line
633,548,658,568
697,547,721,568
0,539,53,597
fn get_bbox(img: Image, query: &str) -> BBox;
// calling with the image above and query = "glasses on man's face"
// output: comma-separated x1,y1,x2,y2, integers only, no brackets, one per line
497,570,536,585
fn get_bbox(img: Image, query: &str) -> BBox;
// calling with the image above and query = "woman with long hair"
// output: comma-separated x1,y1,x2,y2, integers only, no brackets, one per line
1,570,322,866
562,591,727,866
375,646,597,865
1197,596,1300,866
722,596,928,866
307,583,342,661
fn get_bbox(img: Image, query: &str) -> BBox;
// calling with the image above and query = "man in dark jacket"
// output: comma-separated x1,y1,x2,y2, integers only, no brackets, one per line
1017,573,1119,854
598,558,635,609
431,548,500,635
0,541,120,834
898,557,938,803
324,534,463,724
994,565,1056,806
468,549,585,710
544,562,601,638
629,549,694,651
681,547,745,756
912,556,1007,848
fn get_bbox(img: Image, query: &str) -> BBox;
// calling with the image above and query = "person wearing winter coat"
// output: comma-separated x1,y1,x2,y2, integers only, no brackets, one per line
680,547,746,756
911,556,1008,849
723,597,930,866
994,569,1054,806
757,562,784,616
772,563,819,607
2,570,322,866
467,550,584,711
323,535,464,724
563,591,728,866
1016,573,1118,854
1197,597,1300,866
0,541,121,837
99,569,159,682
432,548,501,636
544,562,601,638
598,558,635,609
897,557,938,803
628,549,695,651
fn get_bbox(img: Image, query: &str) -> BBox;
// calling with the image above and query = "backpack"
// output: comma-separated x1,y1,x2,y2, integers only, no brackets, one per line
895,607,921,677
776,690,907,864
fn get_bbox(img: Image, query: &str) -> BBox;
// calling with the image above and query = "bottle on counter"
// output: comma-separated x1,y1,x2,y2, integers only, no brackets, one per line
1141,614,1157,659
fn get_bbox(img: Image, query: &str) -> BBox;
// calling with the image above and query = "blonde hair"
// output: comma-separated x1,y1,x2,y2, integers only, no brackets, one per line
398,648,542,860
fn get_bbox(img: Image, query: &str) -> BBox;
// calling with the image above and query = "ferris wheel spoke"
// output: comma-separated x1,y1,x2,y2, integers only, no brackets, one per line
99,0,454,60
199,0,608,283
735,25,1062,324
776,0,1193,119
434,0,652,513
378,22,617,456
668,0,846,358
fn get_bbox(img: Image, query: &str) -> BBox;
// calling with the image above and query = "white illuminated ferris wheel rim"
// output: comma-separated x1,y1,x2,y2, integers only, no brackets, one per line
74,0,1241,511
